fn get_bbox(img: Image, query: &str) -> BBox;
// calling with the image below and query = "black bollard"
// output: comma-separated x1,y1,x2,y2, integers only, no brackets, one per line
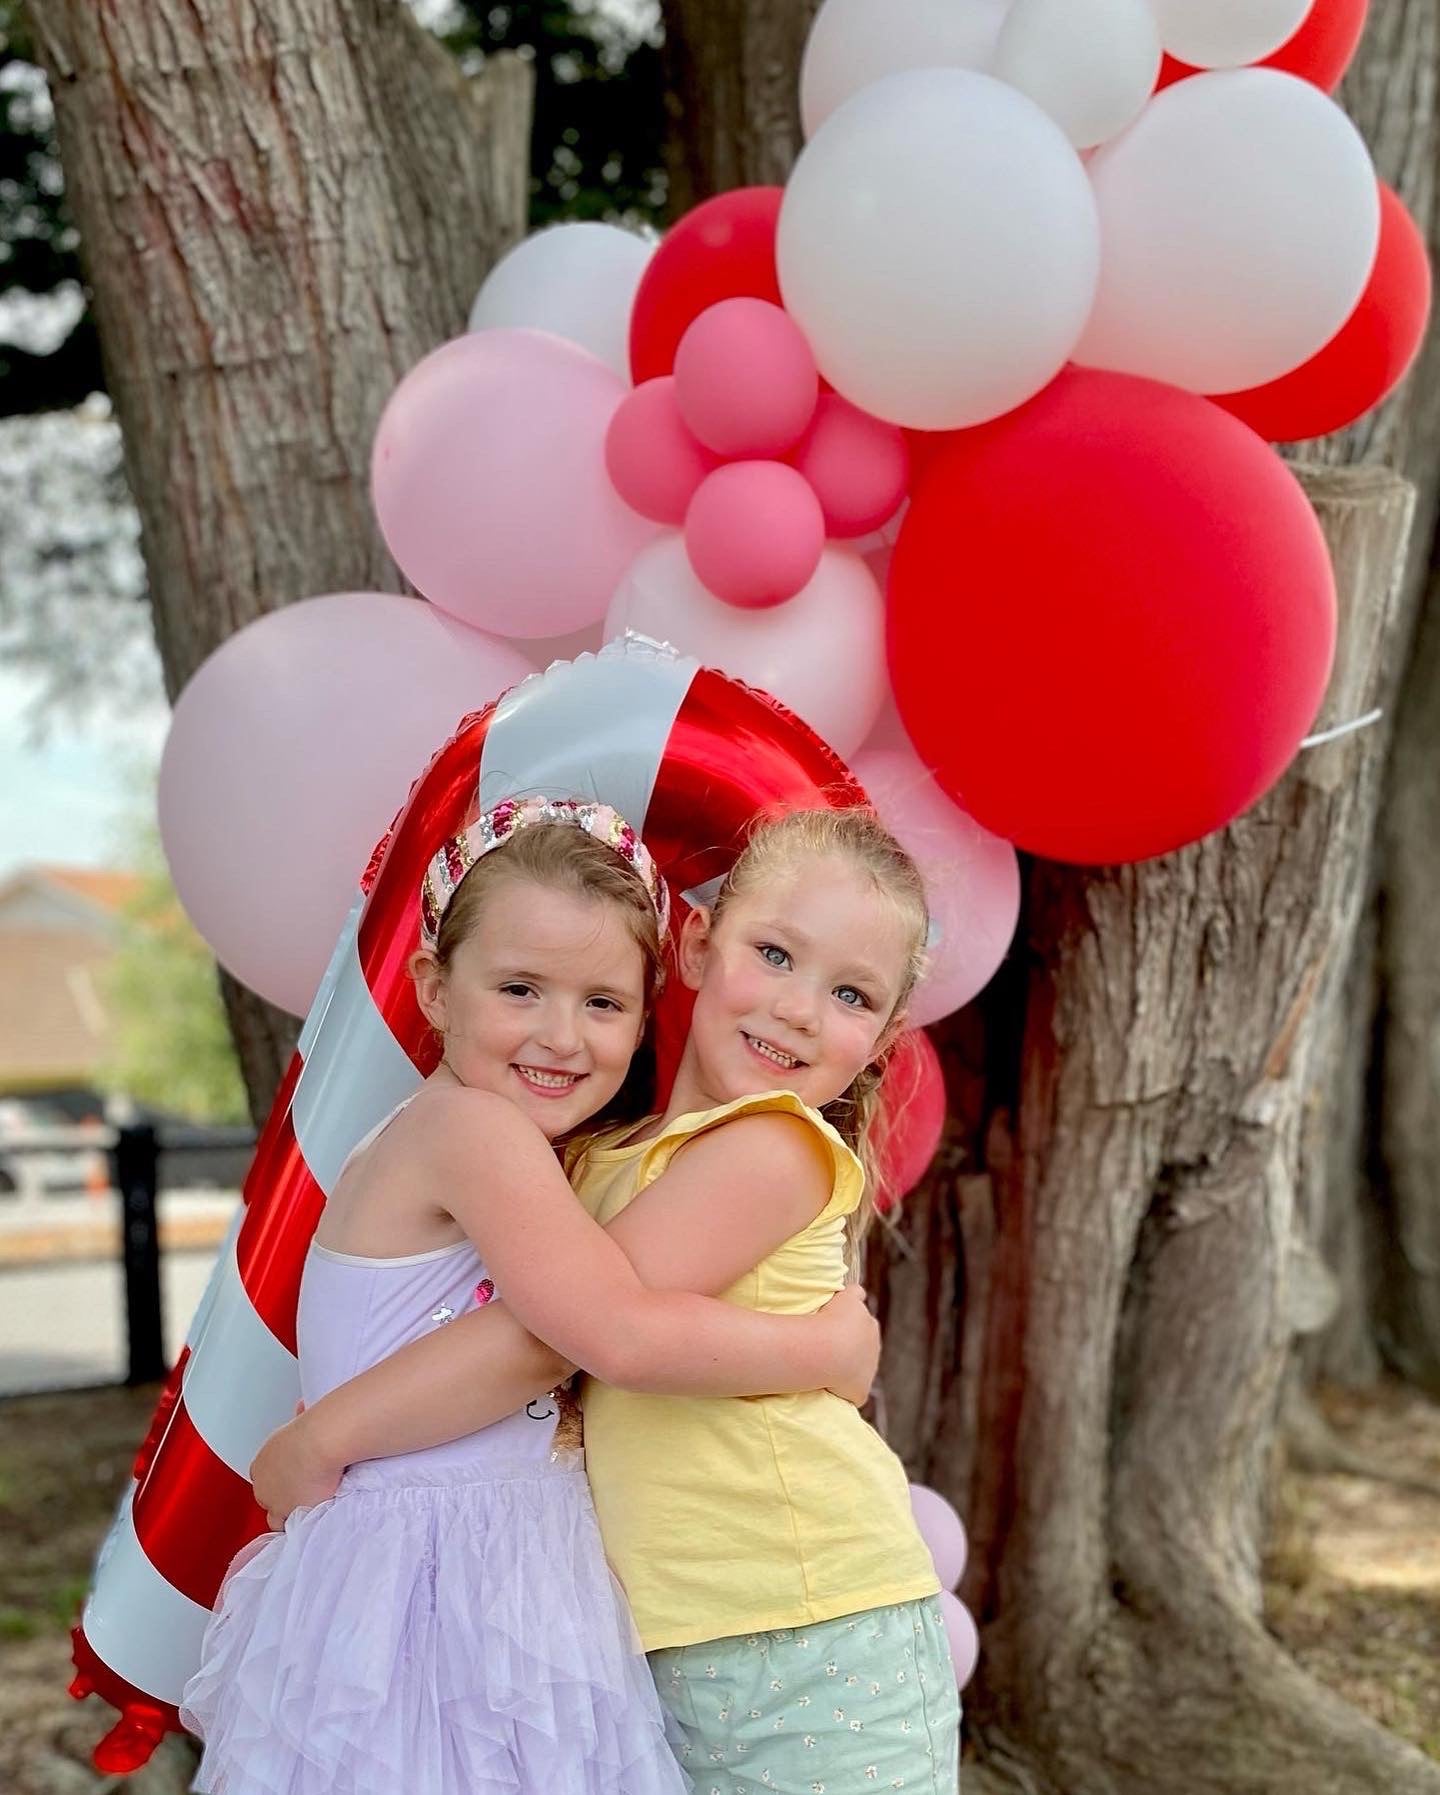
113,1123,165,1385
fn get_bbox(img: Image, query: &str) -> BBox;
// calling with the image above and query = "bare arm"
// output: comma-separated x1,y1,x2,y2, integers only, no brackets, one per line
250,1301,573,1522
251,1103,871,1518
430,1090,845,1397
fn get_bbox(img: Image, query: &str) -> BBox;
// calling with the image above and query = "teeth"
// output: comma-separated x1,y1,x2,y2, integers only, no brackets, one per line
516,1067,580,1089
747,1035,798,1070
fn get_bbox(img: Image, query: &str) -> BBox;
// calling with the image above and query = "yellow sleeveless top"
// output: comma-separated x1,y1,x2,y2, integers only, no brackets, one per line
571,1090,939,1651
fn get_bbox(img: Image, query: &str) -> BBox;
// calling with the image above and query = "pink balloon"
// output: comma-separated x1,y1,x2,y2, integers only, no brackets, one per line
371,329,659,638
674,297,820,457
605,376,718,523
605,534,886,758
686,461,826,608
875,1030,946,1213
158,594,535,1016
860,695,918,754
938,1589,981,1691
909,1482,968,1590
856,745,1020,1026
526,620,606,667
789,394,910,537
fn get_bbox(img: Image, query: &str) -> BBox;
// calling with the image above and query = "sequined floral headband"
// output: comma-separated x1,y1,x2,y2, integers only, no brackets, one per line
419,795,671,953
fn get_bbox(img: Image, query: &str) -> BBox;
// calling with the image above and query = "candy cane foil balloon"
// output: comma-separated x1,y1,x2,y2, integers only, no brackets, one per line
70,635,865,1770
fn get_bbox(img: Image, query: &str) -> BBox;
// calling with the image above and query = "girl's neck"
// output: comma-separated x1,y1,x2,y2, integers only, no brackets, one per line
653,1042,720,1132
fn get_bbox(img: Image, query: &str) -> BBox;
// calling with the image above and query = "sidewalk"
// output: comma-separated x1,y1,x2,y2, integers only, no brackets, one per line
0,1191,238,1268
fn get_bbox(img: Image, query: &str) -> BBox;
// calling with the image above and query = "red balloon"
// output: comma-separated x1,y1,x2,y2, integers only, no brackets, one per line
1212,183,1432,442
629,187,785,385
1158,0,1369,93
874,1030,946,1215
887,369,1337,865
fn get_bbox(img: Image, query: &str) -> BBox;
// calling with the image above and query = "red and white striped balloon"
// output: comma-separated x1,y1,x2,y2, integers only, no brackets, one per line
71,637,865,1770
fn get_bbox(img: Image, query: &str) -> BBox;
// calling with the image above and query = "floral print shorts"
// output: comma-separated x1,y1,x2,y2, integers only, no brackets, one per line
647,1597,960,1794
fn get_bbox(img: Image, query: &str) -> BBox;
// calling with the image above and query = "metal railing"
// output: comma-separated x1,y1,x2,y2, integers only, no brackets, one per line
2,1120,255,1386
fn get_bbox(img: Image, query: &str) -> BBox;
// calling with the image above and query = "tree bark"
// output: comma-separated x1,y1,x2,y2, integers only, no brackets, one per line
658,0,819,215
25,0,533,1119
1297,0,1440,1389
880,469,1434,1794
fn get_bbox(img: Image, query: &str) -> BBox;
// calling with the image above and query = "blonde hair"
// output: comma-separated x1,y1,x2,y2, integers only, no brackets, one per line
429,822,667,1128
710,807,930,1270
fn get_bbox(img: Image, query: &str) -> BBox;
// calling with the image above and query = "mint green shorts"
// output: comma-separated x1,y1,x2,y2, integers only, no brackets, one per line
648,1597,960,1794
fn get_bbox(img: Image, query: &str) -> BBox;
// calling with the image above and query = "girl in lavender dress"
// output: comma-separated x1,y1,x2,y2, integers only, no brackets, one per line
180,798,879,1795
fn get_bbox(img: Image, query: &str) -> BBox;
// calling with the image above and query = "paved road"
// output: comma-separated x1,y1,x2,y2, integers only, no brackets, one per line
0,1248,223,1396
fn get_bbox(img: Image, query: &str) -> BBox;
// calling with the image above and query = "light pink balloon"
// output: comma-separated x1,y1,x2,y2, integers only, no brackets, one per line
605,534,886,757
938,1589,981,1690
909,1482,968,1590
605,376,717,523
856,745,1020,1026
861,695,918,754
371,329,659,638
789,393,910,536
674,297,820,457
685,461,827,608
158,593,535,1016
526,620,606,668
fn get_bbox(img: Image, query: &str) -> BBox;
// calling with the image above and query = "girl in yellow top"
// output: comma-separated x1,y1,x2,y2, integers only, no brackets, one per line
254,809,959,1793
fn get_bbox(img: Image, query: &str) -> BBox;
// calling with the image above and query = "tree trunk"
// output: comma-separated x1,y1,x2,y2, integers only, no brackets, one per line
659,0,819,215
1371,551,1440,1391
1298,0,1440,1389
25,0,533,1120
881,468,1432,1794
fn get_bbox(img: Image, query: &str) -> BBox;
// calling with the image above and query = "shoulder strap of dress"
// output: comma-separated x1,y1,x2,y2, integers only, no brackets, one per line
335,1092,420,1183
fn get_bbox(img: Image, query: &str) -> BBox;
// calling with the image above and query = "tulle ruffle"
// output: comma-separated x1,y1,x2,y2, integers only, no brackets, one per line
180,1459,688,1795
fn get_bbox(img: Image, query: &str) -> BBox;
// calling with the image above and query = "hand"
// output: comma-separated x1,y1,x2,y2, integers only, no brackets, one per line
818,1284,881,1408
249,1411,345,1529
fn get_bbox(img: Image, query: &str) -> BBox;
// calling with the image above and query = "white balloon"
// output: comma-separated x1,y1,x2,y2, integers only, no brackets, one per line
1148,0,1313,68
994,0,1161,150
468,223,655,381
778,69,1100,430
800,0,1008,138
604,535,886,758
1077,70,1379,394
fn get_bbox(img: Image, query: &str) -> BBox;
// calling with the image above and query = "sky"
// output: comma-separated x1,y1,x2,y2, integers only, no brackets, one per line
0,666,168,879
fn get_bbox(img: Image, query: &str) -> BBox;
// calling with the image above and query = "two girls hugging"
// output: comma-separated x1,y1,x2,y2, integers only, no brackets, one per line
181,794,960,1795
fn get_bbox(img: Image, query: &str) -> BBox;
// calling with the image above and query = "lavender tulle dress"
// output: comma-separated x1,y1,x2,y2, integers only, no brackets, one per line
180,1225,688,1795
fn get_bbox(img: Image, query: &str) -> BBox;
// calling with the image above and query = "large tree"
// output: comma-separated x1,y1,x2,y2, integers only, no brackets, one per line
26,0,1440,1789
26,0,534,1114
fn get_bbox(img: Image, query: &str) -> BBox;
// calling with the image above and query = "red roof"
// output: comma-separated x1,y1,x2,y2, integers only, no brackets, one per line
27,867,143,914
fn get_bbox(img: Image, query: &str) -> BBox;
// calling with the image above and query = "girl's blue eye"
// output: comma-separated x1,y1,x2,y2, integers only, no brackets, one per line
835,985,869,1009
587,996,623,1013
499,982,535,999
758,943,790,968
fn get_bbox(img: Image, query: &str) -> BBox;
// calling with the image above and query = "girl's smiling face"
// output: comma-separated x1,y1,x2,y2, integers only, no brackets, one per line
675,854,910,1115
413,876,647,1140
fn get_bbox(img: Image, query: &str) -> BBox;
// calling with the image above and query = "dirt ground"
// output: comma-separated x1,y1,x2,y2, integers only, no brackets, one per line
1265,1381,1440,1762
0,1380,1436,1792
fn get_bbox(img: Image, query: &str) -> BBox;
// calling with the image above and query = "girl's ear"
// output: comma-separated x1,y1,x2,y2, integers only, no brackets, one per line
677,906,713,993
409,948,449,1034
